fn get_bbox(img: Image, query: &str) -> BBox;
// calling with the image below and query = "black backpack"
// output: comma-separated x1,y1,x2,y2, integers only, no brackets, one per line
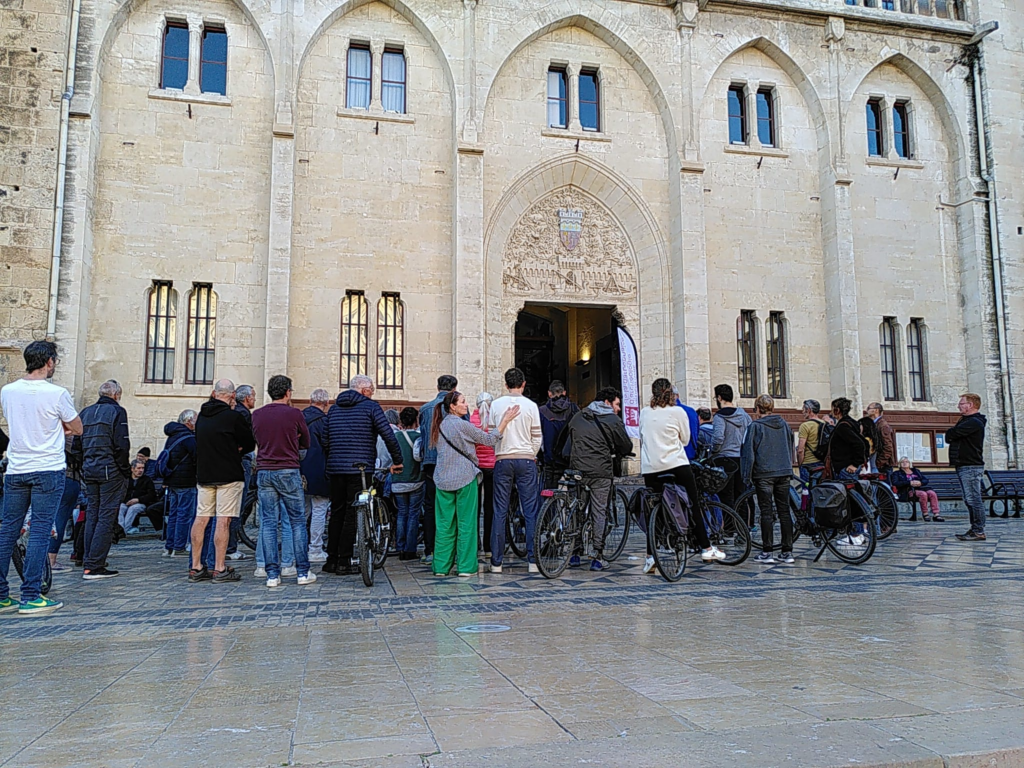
810,420,835,462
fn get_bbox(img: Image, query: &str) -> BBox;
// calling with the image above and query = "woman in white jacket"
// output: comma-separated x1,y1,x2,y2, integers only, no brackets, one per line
639,378,725,570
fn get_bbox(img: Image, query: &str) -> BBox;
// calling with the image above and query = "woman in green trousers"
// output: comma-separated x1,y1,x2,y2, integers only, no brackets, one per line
430,391,519,576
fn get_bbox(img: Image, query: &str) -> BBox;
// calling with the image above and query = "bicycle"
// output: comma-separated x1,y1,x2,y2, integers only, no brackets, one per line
237,474,259,551
10,512,55,596
354,463,391,587
533,470,595,578
734,476,877,564
504,484,527,558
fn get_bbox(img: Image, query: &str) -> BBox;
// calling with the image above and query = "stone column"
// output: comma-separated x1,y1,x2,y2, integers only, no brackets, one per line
567,63,581,133
184,14,201,95
370,41,383,112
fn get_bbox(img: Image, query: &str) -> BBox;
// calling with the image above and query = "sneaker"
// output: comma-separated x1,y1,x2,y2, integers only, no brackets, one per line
701,547,726,562
956,530,986,541
778,551,795,564
50,561,70,572
849,534,866,546
126,527,140,535
18,596,63,616
421,554,434,565
82,567,119,580
188,567,212,583
488,563,502,574
457,572,475,577
254,566,267,578
308,550,327,563
266,576,281,588
754,551,776,564
212,567,240,583
589,558,605,572
568,555,581,568
528,563,539,574
0,597,19,615
297,573,317,585
281,565,297,577
170,549,189,558
226,551,249,561
642,556,656,574
162,549,173,558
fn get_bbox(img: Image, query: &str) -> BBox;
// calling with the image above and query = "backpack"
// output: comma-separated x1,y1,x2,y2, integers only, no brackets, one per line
154,434,190,481
661,483,691,535
809,481,849,528
810,419,835,462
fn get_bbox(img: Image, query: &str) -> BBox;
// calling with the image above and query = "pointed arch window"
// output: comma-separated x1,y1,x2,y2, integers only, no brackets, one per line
866,98,884,157
145,281,177,384
346,44,372,109
381,48,406,113
340,291,369,387
160,21,189,90
547,67,568,129
728,84,746,144
200,25,227,95
907,318,928,402
377,293,404,390
766,311,787,399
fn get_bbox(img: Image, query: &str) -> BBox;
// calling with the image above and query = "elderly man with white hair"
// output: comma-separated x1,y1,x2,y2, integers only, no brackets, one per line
189,379,255,583
79,379,131,580
161,408,198,557
301,388,332,562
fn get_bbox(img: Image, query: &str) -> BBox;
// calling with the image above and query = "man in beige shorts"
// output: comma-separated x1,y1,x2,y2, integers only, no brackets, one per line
189,379,256,583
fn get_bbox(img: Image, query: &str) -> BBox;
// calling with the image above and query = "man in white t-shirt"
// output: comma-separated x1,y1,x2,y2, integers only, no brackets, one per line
487,368,541,573
0,341,82,616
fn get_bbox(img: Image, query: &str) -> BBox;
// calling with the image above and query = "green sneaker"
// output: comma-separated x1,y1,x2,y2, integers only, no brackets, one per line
0,597,19,615
18,596,64,616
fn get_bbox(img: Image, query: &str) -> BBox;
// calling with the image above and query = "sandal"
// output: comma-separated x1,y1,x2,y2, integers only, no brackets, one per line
933,515,945,522
922,515,932,522
188,566,212,582
212,567,240,583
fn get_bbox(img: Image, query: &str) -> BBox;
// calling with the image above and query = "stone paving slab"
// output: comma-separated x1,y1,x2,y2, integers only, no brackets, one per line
1,518,1022,767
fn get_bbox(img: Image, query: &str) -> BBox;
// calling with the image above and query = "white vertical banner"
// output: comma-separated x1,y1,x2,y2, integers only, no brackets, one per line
617,326,641,438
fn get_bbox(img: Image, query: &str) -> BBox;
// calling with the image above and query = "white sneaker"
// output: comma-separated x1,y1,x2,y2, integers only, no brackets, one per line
701,546,727,562
226,552,248,561
488,564,502,574
254,567,267,578
297,573,317,585
528,563,539,574
642,556,656,574
308,550,327,563
281,565,297,577
849,534,866,546
266,577,281,588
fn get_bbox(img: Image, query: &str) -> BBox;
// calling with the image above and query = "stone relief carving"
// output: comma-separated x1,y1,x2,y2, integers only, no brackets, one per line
502,187,639,307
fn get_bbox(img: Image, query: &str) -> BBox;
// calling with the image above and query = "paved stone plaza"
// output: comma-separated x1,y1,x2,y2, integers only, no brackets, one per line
2,512,1023,768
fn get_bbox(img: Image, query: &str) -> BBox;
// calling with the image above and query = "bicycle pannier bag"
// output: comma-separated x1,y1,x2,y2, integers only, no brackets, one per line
661,483,691,535
810,481,849,528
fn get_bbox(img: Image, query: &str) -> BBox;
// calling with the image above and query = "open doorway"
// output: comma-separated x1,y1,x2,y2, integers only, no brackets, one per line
514,303,620,407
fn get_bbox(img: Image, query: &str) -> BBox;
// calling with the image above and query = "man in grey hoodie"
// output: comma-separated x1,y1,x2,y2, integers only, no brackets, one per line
710,383,752,510
740,395,796,564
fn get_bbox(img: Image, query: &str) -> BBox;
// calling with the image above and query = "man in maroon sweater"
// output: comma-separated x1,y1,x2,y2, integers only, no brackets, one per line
251,375,313,588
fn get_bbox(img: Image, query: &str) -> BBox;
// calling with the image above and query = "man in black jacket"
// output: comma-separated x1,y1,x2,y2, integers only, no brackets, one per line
948,393,988,541
162,409,197,556
539,381,579,489
555,387,633,570
189,379,255,583
827,397,868,481
80,380,131,580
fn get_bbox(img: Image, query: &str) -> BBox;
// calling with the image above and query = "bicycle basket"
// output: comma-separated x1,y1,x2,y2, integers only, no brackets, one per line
693,462,729,495
809,482,849,528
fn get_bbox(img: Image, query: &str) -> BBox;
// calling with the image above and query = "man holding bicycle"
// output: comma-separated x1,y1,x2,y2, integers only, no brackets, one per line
0,341,82,615
555,387,634,571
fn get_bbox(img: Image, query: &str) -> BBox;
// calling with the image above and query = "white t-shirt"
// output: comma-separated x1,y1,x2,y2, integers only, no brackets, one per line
0,378,78,475
639,405,691,475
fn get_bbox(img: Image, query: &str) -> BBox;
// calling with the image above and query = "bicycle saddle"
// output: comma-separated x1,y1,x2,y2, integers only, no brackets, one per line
562,470,584,482
354,463,368,471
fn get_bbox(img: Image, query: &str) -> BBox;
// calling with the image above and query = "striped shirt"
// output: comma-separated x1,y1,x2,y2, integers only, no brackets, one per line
433,415,500,492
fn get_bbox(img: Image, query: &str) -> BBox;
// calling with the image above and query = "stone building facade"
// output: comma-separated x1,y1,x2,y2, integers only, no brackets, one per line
2,0,1023,466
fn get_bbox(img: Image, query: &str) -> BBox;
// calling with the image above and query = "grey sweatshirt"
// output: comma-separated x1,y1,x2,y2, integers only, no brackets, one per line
711,407,752,459
740,414,794,481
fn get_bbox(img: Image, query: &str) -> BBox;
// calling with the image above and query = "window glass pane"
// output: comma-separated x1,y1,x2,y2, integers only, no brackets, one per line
866,102,881,156
579,72,599,131
164,25,189,59
347,47,371,109
579,73,597,103
201,63,226,95
756,91,773,147
382,84,404,113
382,51,405,82
547,70,566,128
348,47,370,78
728,88,744,143
893,104,908,158
579,102,598,131
202,29,227,62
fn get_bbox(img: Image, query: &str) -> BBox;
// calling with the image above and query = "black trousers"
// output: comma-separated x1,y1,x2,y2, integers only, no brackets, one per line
421,465,437,556
479,467,494,553
712,456,743,510
83,475,127,570
643,464,711,550
326,474,362,565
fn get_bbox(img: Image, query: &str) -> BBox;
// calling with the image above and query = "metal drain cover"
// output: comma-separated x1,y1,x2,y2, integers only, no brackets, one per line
454,624,511,634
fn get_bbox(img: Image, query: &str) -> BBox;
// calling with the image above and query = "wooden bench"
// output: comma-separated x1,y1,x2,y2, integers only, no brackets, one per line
898,471,1021,520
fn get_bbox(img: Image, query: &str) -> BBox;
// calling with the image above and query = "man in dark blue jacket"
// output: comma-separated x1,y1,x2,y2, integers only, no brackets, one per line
161,409,197,556
79,380,131,580
301,388,331,562
539,381,579,488
322,376,402,574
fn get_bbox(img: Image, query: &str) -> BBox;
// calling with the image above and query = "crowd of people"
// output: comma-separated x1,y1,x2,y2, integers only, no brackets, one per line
0,340,990,615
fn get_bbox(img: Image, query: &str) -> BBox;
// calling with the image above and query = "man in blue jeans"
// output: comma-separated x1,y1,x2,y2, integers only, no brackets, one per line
251,375,315,587
488,368,543,574
947,394,988,541
0,341,82,615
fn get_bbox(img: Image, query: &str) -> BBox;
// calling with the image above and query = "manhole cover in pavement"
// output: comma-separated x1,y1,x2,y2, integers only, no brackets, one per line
454,624,511,633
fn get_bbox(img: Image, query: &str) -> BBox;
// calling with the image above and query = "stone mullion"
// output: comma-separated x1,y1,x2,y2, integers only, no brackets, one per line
370,41,383,112
567,63,581,133
184,14,201,95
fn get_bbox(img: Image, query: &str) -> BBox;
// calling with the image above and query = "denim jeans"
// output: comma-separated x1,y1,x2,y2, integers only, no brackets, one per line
491,459,540,565
0,470,65,602
165,486,197,552
256,501,295,569
49,476,80,556
257,469,309,578
83,475,128,571
226,452,253,555
956,465,986,534
394,486,425,554
305,495,329,555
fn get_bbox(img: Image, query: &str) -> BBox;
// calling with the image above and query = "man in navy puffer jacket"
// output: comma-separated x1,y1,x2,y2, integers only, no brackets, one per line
322,376,402,574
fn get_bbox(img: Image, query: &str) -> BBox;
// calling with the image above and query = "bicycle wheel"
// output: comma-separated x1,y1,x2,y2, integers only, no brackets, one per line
357,504,374,586
825,492,877,565
871,481,899,541
702,501,751,566
604,488,632,562
506,490,528,559
732,488,760,545
238,495,259,551
372,498,390,569
534,496,573,578
12,542,52,595
647,501,687,581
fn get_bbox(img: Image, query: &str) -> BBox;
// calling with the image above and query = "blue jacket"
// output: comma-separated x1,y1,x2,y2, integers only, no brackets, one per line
539,396,579,465
79,396,131,483
418,392,446,466
161,421,197,488
675,399,700,461
323,390,402,475
300,405,330,496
